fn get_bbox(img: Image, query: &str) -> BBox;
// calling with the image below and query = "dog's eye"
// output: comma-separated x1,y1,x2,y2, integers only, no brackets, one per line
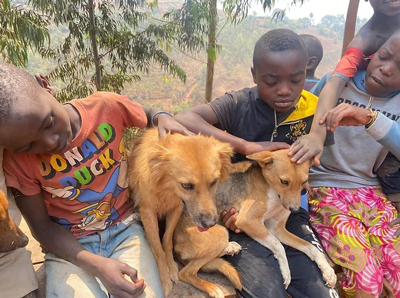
181,183,194,190
210,178,218,188
280,179,289,186
302,180,308,186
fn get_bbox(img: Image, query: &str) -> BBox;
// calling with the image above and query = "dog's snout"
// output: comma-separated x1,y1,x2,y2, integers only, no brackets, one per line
198,213,218,228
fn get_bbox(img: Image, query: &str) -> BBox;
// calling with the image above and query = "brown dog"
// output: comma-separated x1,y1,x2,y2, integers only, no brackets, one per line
128,128,235,296
0,190,29,252
173,149,337,297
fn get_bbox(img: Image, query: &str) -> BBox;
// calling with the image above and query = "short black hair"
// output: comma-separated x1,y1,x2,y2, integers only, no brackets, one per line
0,62,41,123
299,34,323,65
253,29,307,68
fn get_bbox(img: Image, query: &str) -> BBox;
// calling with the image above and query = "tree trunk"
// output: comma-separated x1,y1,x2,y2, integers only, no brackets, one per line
88,0,102,90
205,0,217,103
342,0,360,56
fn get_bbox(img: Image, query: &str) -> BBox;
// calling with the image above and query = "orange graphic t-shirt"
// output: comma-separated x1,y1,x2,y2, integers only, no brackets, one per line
4,92,147,238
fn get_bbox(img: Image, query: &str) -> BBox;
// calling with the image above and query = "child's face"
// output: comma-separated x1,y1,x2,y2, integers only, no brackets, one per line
365,35,400,97
370,0,400,17
251,50,306,113
0,88,73,154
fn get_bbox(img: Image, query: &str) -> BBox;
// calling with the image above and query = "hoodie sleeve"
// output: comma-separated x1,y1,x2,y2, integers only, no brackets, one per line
366,112,400,160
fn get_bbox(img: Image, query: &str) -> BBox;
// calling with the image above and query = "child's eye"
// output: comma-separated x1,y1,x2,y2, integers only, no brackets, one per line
20,142,34,152
264,81,277,86
378,54,388,61
46,116,55,129
292,80,302,84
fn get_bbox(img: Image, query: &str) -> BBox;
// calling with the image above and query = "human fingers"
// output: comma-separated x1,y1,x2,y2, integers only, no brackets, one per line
158,127,167,138
222,208,236,224
290,145,314,164
288,140,304,158
313,152,322,167
130,279,146,298
175,127,194,136
319,112,327,125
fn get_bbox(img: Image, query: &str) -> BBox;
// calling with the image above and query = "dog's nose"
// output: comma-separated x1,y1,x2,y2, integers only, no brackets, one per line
198,213,217,228
16,233,29,248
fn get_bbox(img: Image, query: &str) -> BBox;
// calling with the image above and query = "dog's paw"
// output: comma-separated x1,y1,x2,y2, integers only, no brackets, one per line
168,260,179,283
279,264,291,289
207,285,225,298
224,241,242,256
321,264,337,288
161,274,174,297
315,254,337,288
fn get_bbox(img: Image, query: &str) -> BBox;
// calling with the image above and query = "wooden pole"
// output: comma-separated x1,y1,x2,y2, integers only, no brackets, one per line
342,0,360,56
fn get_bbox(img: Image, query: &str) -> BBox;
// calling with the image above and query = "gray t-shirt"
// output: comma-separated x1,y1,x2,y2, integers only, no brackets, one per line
309,76,400,188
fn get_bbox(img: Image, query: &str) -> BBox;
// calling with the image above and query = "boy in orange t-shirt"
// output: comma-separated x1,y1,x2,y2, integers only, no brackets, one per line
0,62,190,298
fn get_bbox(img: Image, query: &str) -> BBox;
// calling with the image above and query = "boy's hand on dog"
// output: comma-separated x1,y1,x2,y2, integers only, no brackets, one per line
244,141,289,156
96,258,146,298
288,133,323,165
221,208,242,233
157,114,194,138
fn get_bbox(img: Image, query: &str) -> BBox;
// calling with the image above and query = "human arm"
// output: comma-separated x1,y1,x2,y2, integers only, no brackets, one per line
288,74,342,165
13,190,145,298
174,104,289,156
142,106,192,138
320,103,400,160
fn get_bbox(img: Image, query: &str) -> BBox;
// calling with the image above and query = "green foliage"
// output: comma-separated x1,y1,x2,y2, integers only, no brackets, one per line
28,0,198,102
0,0,49,66
123,127,143,150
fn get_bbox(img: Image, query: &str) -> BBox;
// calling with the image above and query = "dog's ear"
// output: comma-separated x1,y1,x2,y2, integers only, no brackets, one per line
214,142,233,181
246,151,274,168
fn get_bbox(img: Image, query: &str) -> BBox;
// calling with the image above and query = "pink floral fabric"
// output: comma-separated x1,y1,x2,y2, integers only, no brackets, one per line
310,186,400,298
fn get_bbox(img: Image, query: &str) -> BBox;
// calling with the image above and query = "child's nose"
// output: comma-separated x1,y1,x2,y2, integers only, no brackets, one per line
277,83,291,95
380,64,393,77
43,134,60,152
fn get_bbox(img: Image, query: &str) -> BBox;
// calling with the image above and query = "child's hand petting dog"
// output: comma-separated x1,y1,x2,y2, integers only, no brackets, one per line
221,208,242,233
243,141,289,156
157,114,194,138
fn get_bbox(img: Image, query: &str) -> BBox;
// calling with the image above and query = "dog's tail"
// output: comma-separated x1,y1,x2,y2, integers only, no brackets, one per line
201,258,242,290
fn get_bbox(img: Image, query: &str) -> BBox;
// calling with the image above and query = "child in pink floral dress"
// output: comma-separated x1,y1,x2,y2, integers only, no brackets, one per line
307,31,400,298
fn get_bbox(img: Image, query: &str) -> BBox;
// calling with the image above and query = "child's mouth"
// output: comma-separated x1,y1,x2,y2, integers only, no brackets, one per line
275,101,293,108
384,0,400,6
371,75,384,86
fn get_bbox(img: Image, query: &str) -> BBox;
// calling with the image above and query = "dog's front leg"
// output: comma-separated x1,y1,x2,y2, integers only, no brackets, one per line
140,206,172,296
162,202,183,283
235,202,291,288
273,225,337,288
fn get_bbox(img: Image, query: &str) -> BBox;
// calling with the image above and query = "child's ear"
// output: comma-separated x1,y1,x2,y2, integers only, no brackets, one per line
34,74,56,96
306,56,318,70
251,66,256,84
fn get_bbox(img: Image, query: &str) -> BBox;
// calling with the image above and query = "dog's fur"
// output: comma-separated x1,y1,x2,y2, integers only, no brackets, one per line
173,149,337,297
0,190,28,252
128,128,237,296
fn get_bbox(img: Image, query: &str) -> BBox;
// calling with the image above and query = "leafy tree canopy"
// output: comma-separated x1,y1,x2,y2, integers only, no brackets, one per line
0,0,49,66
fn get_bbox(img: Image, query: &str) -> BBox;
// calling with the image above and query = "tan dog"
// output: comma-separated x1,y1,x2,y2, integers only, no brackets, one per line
173,149,337,297
128,128,235,296
0,190,29,252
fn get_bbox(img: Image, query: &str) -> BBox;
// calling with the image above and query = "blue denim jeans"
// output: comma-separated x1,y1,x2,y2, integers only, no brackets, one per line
45,218,163,298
